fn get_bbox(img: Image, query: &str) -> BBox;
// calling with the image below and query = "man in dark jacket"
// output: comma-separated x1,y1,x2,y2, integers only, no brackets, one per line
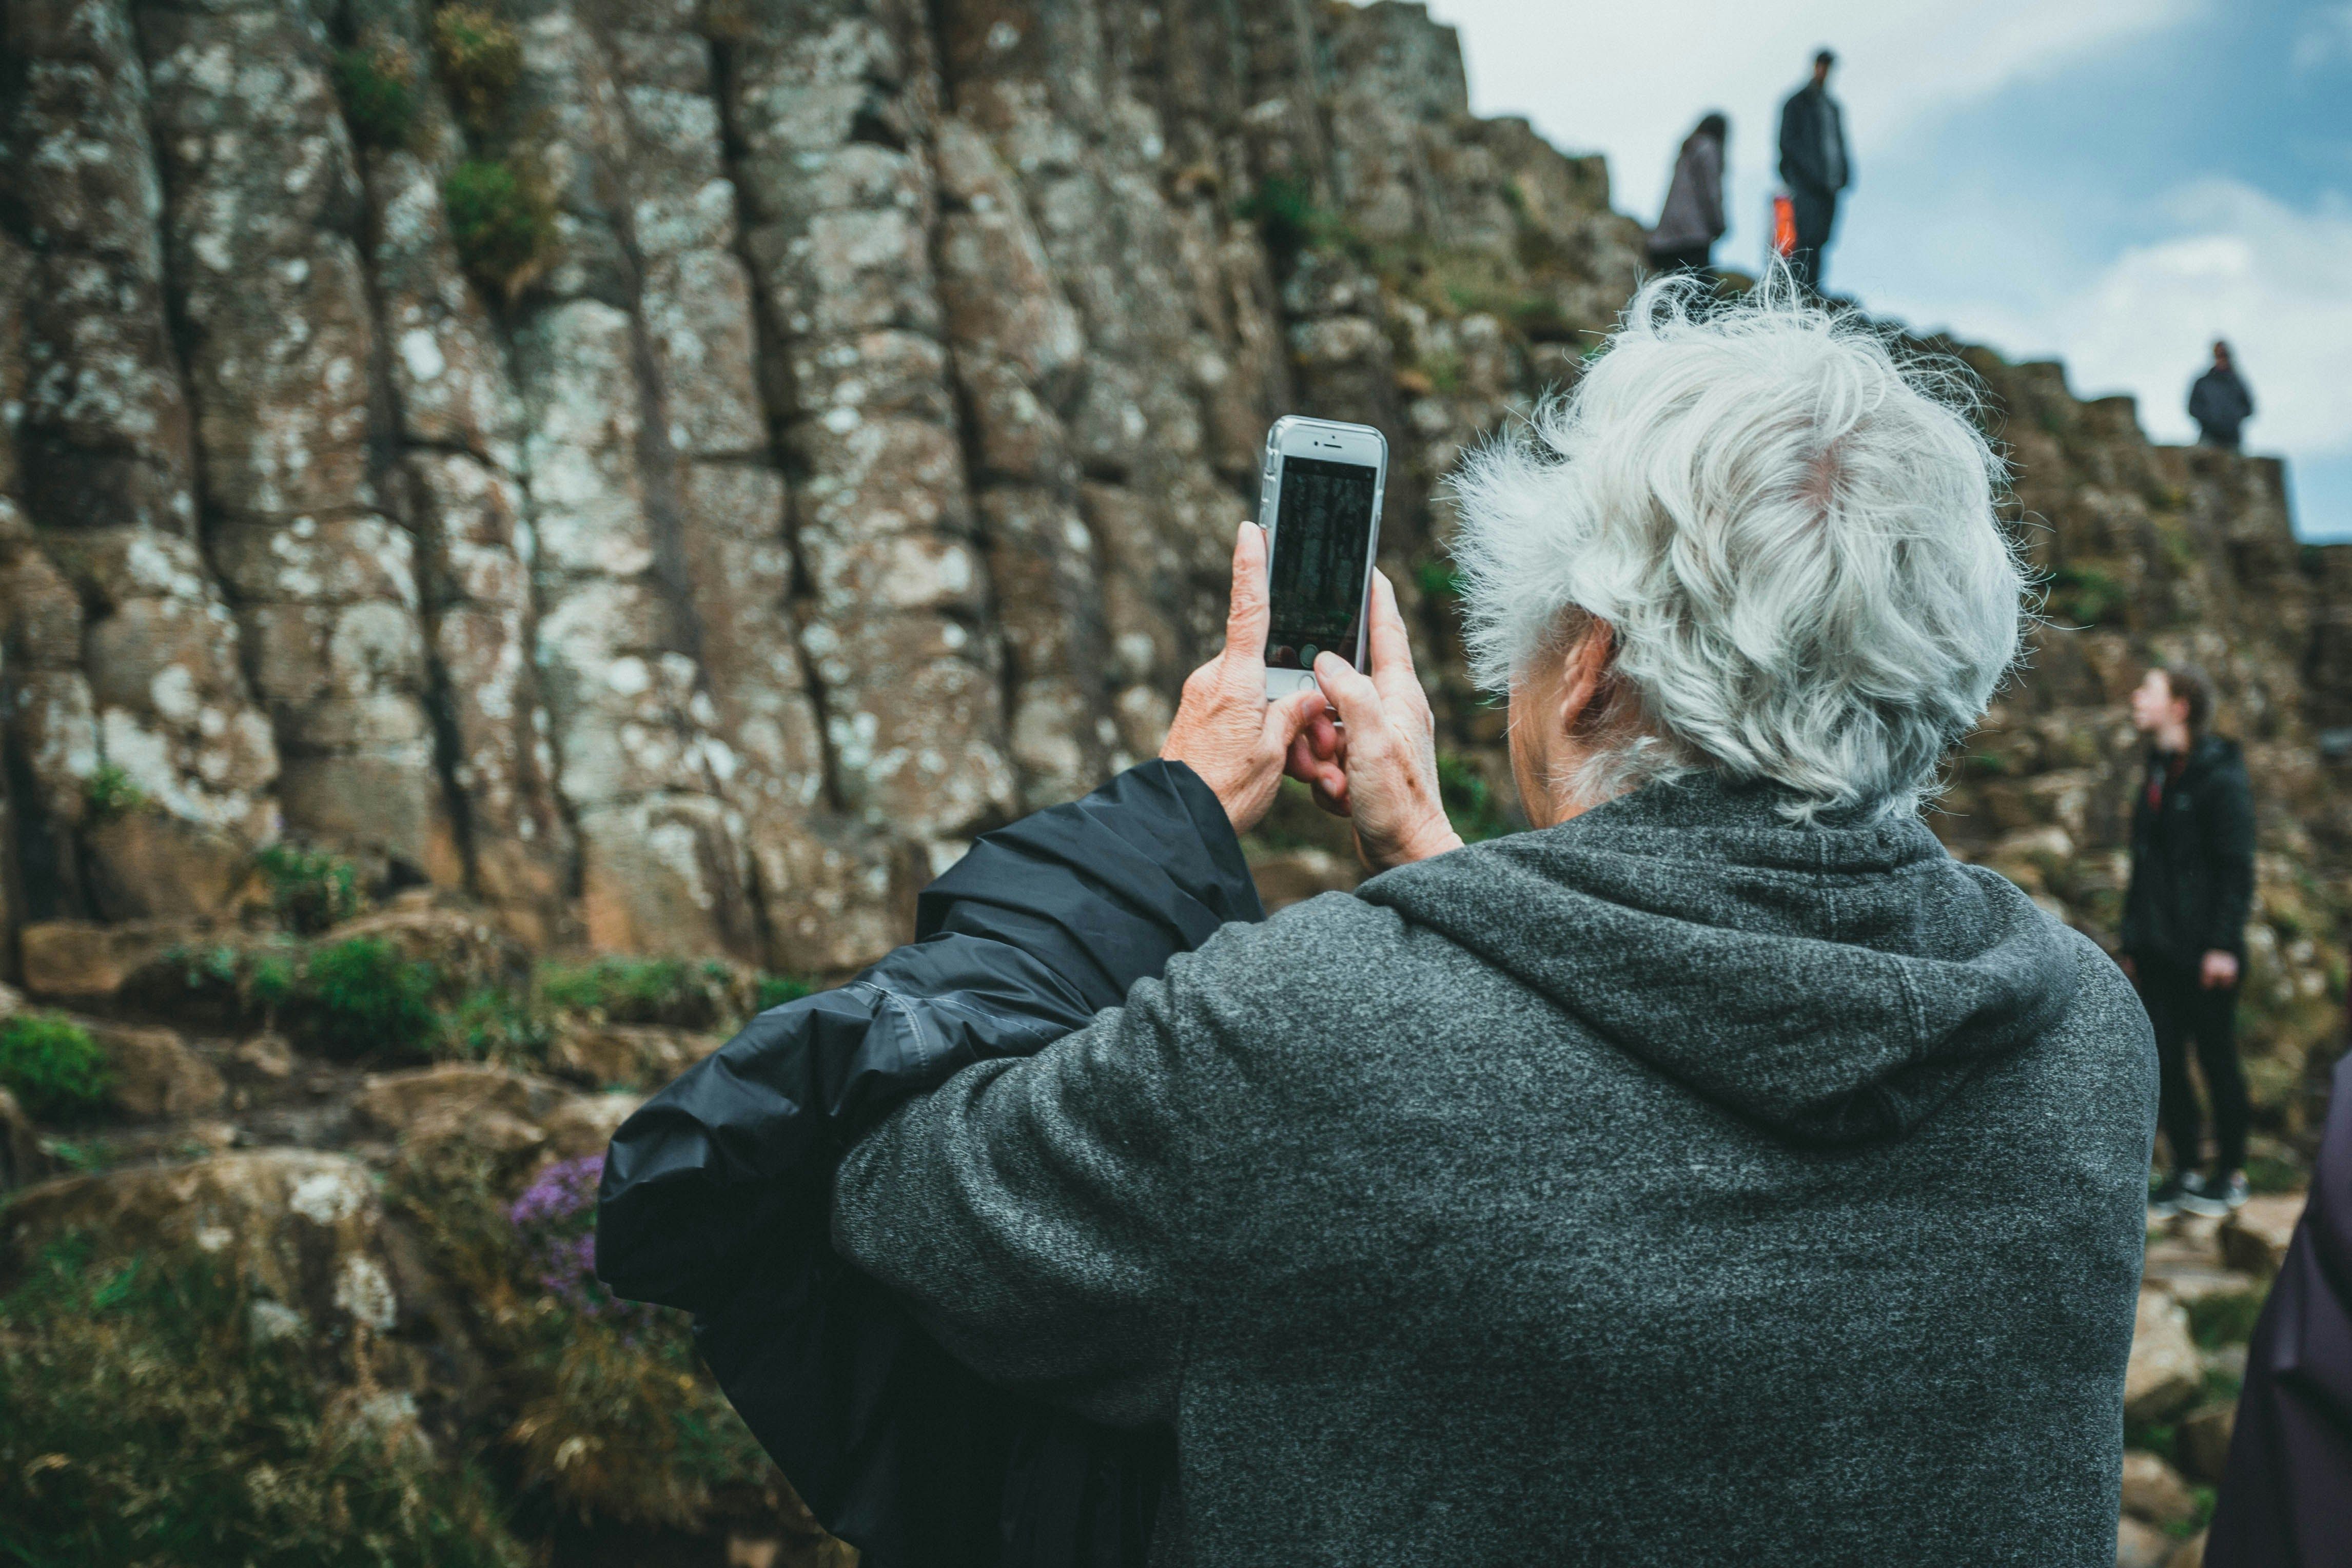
1777,49,1850,292
827,283,2154,1565
2123,662,2257,1217
2189,341,2256,449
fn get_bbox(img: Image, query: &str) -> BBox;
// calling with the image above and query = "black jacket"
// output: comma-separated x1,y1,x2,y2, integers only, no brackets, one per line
2205,1047,2352,1566
2189,367,2254,442
2121,735,2256,966
595,761,1258,1567
1777,84,1850,195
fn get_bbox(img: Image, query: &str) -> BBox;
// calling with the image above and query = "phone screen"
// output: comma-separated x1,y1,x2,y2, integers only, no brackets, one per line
1265,455,1378,672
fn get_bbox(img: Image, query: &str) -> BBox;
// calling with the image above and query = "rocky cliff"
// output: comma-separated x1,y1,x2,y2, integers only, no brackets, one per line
1,0,2346,1561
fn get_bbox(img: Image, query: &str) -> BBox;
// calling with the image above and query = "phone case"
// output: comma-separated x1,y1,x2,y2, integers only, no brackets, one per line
1258,417,1388,699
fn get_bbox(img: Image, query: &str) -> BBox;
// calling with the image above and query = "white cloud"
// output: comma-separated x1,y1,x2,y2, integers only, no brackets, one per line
2292,4,2352,71
1428,0,2202,232
2012,183,2352,457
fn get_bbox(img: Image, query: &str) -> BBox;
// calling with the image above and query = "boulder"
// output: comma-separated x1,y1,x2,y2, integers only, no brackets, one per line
326,903,533,998
2125,1288,2204,1425
0,1086,53,1191
351,1063,556,1169
2220,1194,2305,1275
2119,1449,2196,1526
2175,1403,2236,1484
81,810,248,920
80,1018,226,1120
1,1151,409,1338
19,919,201,1000
539,1091,641,1162
2116,1516,2172,1568
351,1064,637,1173
547,1021,720,1090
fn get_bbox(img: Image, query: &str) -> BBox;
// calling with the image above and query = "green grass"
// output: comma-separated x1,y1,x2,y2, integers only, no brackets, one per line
83,763,146,820
0,1013,111,1123
332,42,419,151
254,841,364,934
0,1234,527,1566
444,158,556,301
2188,1288,2267,1349
389,1156,777,1528
441,987,553,1069
2041,564,2129,629
430,4,522,136
1414,560,1463,600
301,938,440,1056
537,955,736,1027
753,974,812,1012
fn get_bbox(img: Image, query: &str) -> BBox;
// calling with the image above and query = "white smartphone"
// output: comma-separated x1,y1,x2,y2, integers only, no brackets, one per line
1256,416,1388,699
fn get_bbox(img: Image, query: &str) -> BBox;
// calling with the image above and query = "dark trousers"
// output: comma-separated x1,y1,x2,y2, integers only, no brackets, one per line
1788,187,1838,292
1647,243,1713,276
2197,424,2244,451
2132,951,2250,1173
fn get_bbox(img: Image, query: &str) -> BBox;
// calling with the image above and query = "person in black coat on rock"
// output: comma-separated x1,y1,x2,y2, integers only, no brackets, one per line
2122,662,2257,1218
1776,49,1850,293
2189,341,2256,450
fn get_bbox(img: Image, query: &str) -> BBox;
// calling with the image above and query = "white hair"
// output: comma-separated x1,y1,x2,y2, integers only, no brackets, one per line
1448,271,2027,821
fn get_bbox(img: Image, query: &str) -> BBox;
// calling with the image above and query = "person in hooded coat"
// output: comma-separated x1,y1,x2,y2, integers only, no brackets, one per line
1648,113,1727,276
814,276,2156,1566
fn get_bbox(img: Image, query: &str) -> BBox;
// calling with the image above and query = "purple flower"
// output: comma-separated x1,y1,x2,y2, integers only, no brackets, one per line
507,1154,648,1325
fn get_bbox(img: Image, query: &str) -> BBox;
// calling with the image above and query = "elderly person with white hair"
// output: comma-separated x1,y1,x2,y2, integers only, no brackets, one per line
656,281,2155,1565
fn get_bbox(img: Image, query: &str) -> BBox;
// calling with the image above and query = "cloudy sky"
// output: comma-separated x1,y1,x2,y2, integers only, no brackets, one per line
1424,0,2352,538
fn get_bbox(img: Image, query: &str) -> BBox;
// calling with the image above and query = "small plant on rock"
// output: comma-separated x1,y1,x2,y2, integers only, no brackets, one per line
254,841,365,934
0,1234,527,1566
301,937,440,1056
753,973,813,1012
430,3,523,135
442,986,552,1069
332,40,421,150
538,955,738,1028
0,1012,112,1123
83,763,147,821
391,1153,783,1528
444,156,557,301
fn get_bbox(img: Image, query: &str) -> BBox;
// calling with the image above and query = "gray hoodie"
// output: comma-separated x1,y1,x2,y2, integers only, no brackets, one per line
833,772,2157,1565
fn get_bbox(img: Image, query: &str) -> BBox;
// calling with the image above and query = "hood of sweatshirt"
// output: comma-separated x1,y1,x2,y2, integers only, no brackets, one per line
1355,771,2077,1148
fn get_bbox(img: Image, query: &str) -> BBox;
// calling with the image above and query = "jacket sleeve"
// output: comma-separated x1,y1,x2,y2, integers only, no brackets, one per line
594,759,1259,1311
2199,755,2257,955
1776,94,1806,187
1698,139,1726,237
831,931,1255,1429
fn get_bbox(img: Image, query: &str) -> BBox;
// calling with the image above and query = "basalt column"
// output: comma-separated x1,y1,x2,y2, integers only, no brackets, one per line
721,0,1016,864
1,0,279,927
135,0,447,881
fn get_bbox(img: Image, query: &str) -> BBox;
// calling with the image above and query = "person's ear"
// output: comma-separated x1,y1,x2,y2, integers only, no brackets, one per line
1551,621,1617,740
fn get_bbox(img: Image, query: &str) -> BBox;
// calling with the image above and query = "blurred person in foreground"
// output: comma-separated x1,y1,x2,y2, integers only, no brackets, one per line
2124,663,2256,1218
2204,1034,2352,1565
1647,112,1728,277
2190,341,2256,450
1777,48,1851,292
825,275,2156,1565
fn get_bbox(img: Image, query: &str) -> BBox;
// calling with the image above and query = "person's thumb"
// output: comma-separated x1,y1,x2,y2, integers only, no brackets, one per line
1266,684,1327,750
1313,651,1382,735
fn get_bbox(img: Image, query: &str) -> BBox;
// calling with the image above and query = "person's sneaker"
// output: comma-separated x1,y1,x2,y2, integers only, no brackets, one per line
2182,1170,2250,1218
2148,1170,2203,1218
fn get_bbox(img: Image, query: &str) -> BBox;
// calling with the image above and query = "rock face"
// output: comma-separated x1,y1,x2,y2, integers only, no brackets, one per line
0,0,1652,977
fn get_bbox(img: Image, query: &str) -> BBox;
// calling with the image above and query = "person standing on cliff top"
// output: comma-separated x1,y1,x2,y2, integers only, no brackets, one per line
2124,663,2257,1218
2190,342,2256,450
1777,49,1850,293
1648,113,1728,277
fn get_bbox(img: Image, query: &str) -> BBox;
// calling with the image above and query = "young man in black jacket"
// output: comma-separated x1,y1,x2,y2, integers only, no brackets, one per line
2124,663,2257,1216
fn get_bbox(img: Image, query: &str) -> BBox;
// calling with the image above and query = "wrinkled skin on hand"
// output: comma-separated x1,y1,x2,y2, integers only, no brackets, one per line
1159,522,1331,835
1285,571,1464,873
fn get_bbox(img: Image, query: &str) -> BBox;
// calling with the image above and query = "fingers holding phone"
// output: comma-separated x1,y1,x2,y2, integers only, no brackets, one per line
1161,521,1328,834
1306,572,1463,872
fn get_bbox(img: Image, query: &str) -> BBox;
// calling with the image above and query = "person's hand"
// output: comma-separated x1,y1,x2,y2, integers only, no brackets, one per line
1284,571,1463,873
1160,522,1330,835
2200,949,2240,989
